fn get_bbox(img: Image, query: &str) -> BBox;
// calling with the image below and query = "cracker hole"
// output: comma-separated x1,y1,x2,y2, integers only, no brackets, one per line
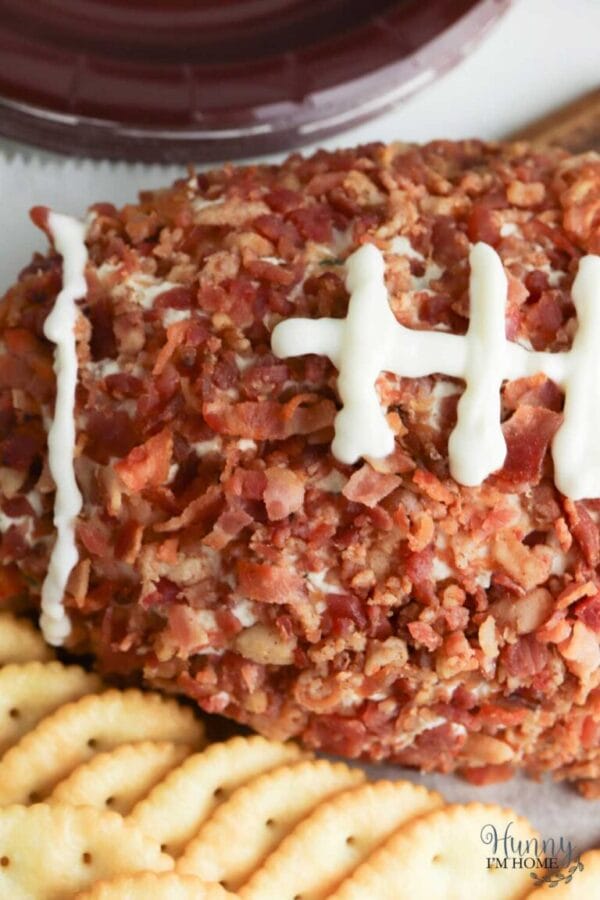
105,796,115,807
28,792,40,804
346,835,356,846
219,882,228,890
265,818,276,828
87,738,98,750
82,852,92,866
0,857,9,868
213,786,225,800
432,854,442,864
160,844,168,854
8,708,19,719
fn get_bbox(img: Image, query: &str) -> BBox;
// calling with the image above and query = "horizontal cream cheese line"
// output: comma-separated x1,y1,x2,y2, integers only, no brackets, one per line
273,242,600,500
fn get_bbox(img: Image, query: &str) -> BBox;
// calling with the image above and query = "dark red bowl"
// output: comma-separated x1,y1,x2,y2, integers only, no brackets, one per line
0,0,509,162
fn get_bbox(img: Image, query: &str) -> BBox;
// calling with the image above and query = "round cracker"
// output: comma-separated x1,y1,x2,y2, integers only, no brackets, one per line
241,780,443,899
0,613,53,664
329,803,540,900
0,803,172,899
0,661,102,756
177,759,365,891
0,689,205,803
130,735,306,856
50,741,191,815
526,848,598,897
75,871,234,899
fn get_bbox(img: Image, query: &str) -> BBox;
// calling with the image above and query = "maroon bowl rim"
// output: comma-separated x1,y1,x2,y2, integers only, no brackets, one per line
0,0,511,162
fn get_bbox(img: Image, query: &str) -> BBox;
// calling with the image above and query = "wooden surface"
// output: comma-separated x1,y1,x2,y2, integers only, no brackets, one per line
513,87,600,153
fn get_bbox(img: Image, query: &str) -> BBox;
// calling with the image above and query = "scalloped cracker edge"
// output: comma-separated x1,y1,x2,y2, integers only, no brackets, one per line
50,741,191,815
240,779,443,899
329,802,540,900
130,734,306,855
177,758,365,890
0,688,205,803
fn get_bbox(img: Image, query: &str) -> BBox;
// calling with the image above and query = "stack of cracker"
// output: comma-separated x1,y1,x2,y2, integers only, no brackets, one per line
0,611,594,899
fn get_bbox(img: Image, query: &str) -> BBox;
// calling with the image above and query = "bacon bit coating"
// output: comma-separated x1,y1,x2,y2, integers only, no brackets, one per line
2,140,600,792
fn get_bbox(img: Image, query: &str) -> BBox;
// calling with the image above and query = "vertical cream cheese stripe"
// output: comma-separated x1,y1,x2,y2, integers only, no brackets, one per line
332,245,398,463
447,242,508,486
40,212,86,646
552,255,600,500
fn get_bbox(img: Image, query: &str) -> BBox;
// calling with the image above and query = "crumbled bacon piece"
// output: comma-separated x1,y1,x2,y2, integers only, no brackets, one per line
204,397,335,440
574,593,600,633
437,631,478,678
77,522,111,558
560,160,600,253
559,621,600,681
460,764,514,786
195,198,270,227
114,427,173,492
153,320,190,376
288,205,333,244
408,621,441,652
160,604,210,658
412,468,455,505
203,507,252,550
506,180,545,208
493,531,553,591
495,405,562,489
502,375,562,413
564,499,600,567
236,561,306,605
85,410,138,464
263,468,305,521
467,205,500,245
556,580,596,610
342,466,400,508
155,486,222,534
501,634,549,679
304,714,367,758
